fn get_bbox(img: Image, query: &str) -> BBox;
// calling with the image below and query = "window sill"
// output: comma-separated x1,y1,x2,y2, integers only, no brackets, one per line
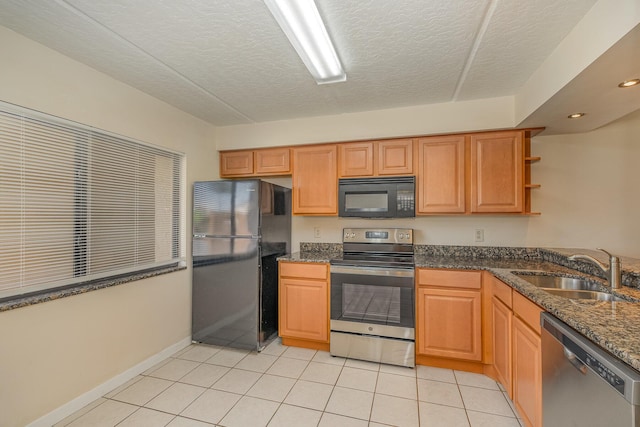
0,265,187,313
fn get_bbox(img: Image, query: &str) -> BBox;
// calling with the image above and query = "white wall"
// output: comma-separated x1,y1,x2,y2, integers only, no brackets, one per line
216,96,515,150
0,26,217,426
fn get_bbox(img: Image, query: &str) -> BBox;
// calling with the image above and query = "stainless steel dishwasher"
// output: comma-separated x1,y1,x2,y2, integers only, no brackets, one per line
541,313,640,426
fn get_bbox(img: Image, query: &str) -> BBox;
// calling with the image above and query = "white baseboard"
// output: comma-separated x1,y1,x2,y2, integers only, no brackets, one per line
27,336,192,427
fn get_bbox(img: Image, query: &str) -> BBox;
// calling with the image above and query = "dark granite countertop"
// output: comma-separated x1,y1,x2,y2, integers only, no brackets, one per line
279,244,640,372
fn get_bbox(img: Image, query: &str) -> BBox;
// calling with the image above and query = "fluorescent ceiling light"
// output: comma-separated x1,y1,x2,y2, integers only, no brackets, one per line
264,0,346,84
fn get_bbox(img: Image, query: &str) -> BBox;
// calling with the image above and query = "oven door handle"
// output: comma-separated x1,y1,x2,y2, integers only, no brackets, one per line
330,265,414,278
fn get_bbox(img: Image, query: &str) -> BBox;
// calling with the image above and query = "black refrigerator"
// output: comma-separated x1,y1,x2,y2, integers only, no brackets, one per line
192,180,291,351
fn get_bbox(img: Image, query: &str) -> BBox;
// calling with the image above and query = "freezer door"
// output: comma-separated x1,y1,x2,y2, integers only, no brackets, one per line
193,180,260,237
192,236,260,350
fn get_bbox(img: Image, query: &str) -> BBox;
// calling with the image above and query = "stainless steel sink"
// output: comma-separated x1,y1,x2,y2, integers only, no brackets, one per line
512,272,626,302
543,288,625,302
512,273,602,291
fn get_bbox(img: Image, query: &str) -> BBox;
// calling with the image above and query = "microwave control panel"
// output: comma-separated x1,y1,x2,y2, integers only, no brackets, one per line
397,189,415,214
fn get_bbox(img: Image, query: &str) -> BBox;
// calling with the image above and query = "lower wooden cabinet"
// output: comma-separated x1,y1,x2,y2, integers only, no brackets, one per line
489,276,514,397
512,316,542,427
416,269,483,363
278,261,329,350
512,292,543,427
491,295,513,396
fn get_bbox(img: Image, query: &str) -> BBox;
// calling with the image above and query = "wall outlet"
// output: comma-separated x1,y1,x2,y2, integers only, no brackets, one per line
474,229,484,242
314,227,321,238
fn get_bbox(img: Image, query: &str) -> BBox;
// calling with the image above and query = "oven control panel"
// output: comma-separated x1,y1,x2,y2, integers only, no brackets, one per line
343,228,413,244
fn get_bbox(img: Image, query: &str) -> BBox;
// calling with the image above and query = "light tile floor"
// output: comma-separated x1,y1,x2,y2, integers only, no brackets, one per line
55,339,523,427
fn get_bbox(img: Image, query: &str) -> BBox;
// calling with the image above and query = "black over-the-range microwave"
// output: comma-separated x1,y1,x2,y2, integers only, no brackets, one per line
338,176,415,218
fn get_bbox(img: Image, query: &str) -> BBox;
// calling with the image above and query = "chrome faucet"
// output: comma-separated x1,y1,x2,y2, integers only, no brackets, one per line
568,248,622,289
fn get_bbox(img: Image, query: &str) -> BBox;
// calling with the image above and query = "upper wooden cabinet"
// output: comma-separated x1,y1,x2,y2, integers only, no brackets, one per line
292,145,338,215
338,138,413,178
338,142,374,177
220,150,254,177
470,131,524,213
219,128,540,215
220,147,291,177
255,147,291,175
416,135,466,213
377,139,413,175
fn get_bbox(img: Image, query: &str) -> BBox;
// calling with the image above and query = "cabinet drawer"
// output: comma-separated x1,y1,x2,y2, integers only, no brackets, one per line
280,262,327,280
417,269,481,289
513,292,542,335
492,276,513,308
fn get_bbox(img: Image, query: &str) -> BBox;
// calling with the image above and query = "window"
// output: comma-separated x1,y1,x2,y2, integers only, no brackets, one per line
0,102,185,301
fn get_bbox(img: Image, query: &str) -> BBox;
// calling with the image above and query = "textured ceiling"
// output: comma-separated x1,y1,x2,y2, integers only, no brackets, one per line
0,0,599,126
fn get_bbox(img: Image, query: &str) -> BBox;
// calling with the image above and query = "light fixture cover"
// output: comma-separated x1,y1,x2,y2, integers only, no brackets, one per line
618,79,640,88
265,0,346,84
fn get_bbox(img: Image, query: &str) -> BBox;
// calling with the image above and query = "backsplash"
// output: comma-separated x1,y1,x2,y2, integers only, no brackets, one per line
299,242,342,258
414,245,541,260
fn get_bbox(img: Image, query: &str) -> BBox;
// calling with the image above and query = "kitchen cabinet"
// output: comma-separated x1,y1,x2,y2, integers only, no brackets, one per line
278,261,330,351
512,291,543,427
338,142,374,177
220,150,254,177
416,269,483,363
470,131,524,213
255,147,291,175
219,147,291,177
338,138,413,177
292,145,338,215
486,276,542,426
490,277,513,398
377,138,413,175
416,135,466,213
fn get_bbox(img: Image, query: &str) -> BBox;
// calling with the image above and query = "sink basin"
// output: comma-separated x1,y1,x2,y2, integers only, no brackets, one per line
512,273,602,291
543,289,625,302
512,272,626,302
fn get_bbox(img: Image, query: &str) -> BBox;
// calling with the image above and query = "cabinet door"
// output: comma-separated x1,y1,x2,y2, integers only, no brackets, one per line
255,148,291,175
492,296,513,397
292,145,338,215
220,151,254,177
513,316,542,427
279,277,328,342
470,131,523,213
377,139,413,175
416,136,465,213
338,142,374,177
417,287,482,361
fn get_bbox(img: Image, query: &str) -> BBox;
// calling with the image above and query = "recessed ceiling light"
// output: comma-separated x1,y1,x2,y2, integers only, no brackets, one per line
618,79,640,88
264,0,346,85
568,113,585,119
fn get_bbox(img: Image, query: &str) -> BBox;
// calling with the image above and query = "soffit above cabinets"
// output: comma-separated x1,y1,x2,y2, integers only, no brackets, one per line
2,0,634,134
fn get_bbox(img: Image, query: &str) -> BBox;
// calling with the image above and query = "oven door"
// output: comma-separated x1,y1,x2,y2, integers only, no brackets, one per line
330,265,414,339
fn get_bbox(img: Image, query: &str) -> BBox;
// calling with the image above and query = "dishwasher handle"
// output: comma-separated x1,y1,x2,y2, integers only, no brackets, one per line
564,347,587,375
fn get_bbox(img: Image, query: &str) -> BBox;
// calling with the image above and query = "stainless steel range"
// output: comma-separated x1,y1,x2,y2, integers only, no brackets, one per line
330,228,415,368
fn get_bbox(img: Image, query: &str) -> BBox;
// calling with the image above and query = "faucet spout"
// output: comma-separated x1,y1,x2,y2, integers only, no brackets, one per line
568,248,622,289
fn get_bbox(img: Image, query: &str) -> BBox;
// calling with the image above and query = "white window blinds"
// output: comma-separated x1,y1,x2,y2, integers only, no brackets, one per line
0,103,185,300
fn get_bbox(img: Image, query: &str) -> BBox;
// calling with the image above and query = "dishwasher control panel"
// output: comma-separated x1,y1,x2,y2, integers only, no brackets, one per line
585,353,625,394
